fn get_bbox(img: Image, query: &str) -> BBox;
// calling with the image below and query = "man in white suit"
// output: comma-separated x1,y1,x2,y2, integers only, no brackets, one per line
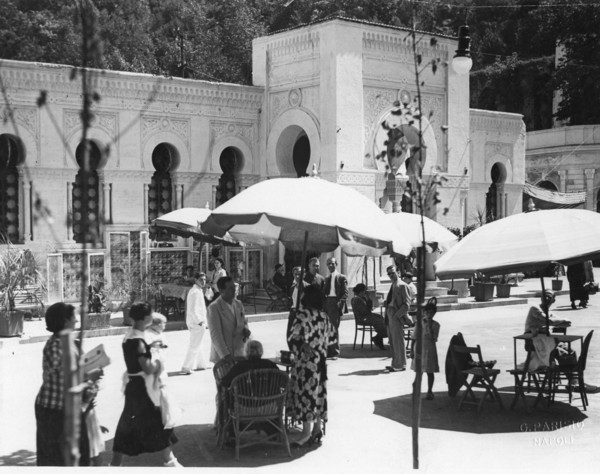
181,273,209,374
207,276,251,363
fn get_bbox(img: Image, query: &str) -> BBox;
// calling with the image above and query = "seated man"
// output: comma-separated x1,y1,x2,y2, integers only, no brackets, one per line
219,340,282,440
272,264,291,295
522,290,571,370
350,283,388,350
220,340,280,388
525,290,570,337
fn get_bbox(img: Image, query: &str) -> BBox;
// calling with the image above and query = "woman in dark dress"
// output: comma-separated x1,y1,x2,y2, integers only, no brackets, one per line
287,285,335,448
110,302,180,467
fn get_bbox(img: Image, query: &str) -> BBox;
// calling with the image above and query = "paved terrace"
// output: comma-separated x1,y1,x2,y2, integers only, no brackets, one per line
0,276,598,472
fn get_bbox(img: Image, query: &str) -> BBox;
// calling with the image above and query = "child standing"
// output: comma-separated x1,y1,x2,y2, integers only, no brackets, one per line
146,313,180,429
411,297,440,400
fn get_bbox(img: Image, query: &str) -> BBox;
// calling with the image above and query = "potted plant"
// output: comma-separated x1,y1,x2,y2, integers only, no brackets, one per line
109,264,155,326
0,239,45,337
83,279,112,330
552,263,564,291
496,275,512,298
472,272,495,302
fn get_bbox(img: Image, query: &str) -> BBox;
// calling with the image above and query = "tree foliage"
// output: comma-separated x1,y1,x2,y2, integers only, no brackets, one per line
1,0,599,126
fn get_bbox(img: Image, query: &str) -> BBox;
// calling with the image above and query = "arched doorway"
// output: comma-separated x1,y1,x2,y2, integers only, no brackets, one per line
0,134,23,243
148,143,179,240
486,162,507,222
538,180,558,191
216,146,244,206
292,134,310,177
72,140,102,244
275,125,311,177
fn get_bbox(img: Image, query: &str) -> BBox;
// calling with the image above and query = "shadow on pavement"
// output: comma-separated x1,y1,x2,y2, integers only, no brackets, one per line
0,449,36,466
373,391,587,434
339,369,388,377
100,423,310,467
339,343,390,359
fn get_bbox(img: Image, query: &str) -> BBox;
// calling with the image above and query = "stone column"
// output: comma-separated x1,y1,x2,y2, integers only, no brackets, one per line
558,169,567,193
66,181,73,241
585,169,595,211
143,183,149,224
22,179,31,242
176,184,184,209
103,181,111,225
385,174,409,213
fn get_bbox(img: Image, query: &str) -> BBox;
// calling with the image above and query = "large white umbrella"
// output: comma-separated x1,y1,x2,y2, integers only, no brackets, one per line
150,207,238,246
201,177,413,309
435,209,600,279
201,177,412,257
435,209,600,330
384,212,458,252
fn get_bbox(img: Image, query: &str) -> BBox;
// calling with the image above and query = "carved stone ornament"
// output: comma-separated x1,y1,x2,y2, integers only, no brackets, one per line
485,142,513,160
63,109,117,141
288,88,302,107
0,105,39,141
210,120,254,148
141,116,190,149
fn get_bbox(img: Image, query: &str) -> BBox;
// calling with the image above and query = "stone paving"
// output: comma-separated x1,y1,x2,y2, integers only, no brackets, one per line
0,280,599,472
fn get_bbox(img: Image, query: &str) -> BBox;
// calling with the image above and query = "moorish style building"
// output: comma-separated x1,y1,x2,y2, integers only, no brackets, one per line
0,18,526,302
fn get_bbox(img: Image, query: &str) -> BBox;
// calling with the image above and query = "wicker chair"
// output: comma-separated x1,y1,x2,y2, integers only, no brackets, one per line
225,368,291,460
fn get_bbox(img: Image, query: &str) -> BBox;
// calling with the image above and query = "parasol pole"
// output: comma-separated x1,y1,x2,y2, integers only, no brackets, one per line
295,231,309,311
539,273,550,333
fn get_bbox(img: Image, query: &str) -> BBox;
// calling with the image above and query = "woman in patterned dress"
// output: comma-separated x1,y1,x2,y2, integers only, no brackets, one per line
410,297,440,400
110,302,180,467
287,285,335,447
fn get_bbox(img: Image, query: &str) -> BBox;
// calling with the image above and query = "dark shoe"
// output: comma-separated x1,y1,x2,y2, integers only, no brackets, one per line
579,301,587,308
372,336,385,350
309,431,323,446
385,366,405,372
571,302,577,310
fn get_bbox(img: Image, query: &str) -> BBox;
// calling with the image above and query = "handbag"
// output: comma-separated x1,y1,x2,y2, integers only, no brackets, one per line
584,281,599,295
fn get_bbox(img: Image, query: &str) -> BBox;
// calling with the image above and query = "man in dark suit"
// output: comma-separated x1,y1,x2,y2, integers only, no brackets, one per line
323,257,348,359
350,283,387,350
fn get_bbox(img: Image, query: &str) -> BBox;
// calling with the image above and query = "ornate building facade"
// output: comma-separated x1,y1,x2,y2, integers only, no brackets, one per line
0,18,526,299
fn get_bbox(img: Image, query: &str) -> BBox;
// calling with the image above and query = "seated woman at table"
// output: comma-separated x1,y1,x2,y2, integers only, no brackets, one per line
273,264,291,295
525,290,571,337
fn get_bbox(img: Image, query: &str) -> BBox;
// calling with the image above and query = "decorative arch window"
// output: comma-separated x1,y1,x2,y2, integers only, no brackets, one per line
72,140,101,244
0,134,22,243
215,147,243,206
148,143,176,240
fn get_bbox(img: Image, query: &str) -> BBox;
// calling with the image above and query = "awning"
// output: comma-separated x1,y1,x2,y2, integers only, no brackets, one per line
523,182,586,209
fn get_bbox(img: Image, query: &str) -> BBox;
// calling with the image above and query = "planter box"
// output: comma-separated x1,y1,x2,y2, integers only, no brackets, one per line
496,283,512,298
473,283,495,302
81,311,112,330
0,310,25,337
552,280,564,291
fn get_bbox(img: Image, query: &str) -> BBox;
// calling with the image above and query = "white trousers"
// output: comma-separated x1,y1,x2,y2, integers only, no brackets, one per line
182,326,208,370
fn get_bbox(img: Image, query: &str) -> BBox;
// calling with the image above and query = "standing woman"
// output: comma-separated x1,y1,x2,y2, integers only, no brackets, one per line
209,257,227,302
111,302,180,467
35,302,91,465
287,285,335,447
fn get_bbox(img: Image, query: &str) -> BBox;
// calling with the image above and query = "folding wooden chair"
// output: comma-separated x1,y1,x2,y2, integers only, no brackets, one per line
550,330,594,410
453,344,504,414
225,368,291,460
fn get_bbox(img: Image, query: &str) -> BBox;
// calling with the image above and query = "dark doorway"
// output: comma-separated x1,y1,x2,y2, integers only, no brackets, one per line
292,135,310,177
